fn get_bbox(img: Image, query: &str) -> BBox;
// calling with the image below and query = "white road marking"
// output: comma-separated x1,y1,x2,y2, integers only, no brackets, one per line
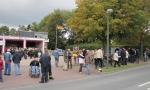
138,81,150,87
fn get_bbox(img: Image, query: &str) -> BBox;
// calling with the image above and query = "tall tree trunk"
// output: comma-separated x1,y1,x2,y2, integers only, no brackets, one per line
140,39,143,58
102,41,107,55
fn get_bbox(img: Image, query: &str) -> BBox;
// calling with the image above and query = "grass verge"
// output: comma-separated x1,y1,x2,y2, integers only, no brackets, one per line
102,62,150,72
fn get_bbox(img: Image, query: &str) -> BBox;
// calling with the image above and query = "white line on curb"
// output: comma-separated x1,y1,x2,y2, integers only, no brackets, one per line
138,81,150,87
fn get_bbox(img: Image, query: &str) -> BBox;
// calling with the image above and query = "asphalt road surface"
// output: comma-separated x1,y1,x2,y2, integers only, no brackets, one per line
5,65,150,90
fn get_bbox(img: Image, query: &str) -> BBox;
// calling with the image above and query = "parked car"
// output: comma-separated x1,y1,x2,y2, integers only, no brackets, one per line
58,49,64,56
52,49,64,56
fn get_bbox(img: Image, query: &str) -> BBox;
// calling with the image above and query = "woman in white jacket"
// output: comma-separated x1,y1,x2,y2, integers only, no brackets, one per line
78,50,84,73
113,50,120,67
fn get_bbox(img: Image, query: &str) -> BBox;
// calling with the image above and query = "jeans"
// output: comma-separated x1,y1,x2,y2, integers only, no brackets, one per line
86,64,91,75
32,66,39,75
41,67,48,82
55,58,59,67
4,62,11,75
14,63,21,75
74,60,76,64
144,57,147,62
0,70,3,81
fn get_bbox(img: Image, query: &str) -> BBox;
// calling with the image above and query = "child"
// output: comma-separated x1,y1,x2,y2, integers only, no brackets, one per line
30,57,40,75
74,55,77,64
0,55,4,82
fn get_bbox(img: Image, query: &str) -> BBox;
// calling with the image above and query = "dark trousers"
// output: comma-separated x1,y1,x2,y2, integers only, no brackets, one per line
41,67,48,82
125,58,128,65
30,54,33,59
49,64,52,76
68,59,72,69
79,64,83,72
94,58,98,68
109,60,113,66
97,58,103,68
118,57,121,63
114,61,120,67
121,57,125,65
130,55,135,63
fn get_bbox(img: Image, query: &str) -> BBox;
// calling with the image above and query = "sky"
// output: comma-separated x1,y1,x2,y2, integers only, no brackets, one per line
0,0,76,29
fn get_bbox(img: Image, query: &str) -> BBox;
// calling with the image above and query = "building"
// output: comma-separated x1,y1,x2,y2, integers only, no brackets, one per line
0,30,49,54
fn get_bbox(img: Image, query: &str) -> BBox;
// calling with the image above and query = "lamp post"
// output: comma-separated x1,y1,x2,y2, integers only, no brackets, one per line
55,24,58,48
106,9,113,68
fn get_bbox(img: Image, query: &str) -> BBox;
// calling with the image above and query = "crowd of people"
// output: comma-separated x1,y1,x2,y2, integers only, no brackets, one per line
0,47,149,83
0,47,53,83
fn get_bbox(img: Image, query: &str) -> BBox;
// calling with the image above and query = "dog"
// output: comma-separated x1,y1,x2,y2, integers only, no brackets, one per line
97,68,102,74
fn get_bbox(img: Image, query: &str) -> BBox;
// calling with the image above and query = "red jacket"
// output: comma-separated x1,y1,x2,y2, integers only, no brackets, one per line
0,58,4,70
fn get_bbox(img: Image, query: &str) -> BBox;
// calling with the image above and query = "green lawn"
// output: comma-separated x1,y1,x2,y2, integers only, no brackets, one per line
102,62,150,72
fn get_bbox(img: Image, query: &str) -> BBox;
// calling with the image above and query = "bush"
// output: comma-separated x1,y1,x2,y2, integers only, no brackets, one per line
65,43,102,50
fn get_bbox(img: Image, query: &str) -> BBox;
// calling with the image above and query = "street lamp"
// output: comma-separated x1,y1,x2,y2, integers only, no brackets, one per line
106,9,113,68
55,24,58,48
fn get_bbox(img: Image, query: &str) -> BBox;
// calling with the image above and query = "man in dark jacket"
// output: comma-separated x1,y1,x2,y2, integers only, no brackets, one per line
12,49,21,76
39,49,51,83
121,48,126,65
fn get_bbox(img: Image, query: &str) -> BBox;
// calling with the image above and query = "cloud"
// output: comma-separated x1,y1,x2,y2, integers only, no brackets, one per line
0,0,76,29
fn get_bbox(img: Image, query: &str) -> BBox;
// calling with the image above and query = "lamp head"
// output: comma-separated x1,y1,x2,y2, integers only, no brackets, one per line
107,9,113,13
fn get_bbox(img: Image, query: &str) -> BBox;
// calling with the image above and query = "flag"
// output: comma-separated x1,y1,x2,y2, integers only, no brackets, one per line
57,25,64,30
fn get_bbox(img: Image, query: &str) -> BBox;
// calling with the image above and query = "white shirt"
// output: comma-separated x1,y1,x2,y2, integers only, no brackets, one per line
96,49,103,58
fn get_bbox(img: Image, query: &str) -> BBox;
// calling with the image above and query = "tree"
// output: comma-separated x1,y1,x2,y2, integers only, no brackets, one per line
67,0,150,53
18,25,27,31
38,9,74,49
10,28,17,36
0,26,10,35
30,22,39,31
27,24,31,30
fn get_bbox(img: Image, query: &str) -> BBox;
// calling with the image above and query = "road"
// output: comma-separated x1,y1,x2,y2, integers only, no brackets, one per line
5,65,150,90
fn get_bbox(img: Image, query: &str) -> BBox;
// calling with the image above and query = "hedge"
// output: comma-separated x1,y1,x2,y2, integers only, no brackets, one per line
65,43,102,51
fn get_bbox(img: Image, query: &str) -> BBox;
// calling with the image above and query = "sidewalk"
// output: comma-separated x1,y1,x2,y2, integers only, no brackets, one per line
0,56,100,90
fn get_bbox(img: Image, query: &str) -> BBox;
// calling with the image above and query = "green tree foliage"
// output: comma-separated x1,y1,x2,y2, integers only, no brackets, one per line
0,26,10,35
10,28,17,36
30,22,39,31
18,25,27,31
38,9,73,49
67,0,150,52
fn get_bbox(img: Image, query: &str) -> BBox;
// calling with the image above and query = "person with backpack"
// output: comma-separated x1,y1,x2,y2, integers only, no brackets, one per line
0,55,4,82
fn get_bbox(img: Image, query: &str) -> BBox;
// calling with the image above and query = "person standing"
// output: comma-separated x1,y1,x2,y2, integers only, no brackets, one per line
67,49,72,69
85,50,92,75
4,49,12,76
125,49,129,65
78,50,84,73
96,48,103,68
121,48,126,65
0,55,4,82
93,49,98,69
12,49,22,75
63,49,68,71
53,48,59,67
114,50,121,67
136,49,140,63
39,50,51,83
47,49,54,80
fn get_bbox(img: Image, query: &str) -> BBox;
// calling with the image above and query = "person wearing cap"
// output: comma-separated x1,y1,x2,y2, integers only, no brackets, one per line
4,49,12,76
0,55,4,82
